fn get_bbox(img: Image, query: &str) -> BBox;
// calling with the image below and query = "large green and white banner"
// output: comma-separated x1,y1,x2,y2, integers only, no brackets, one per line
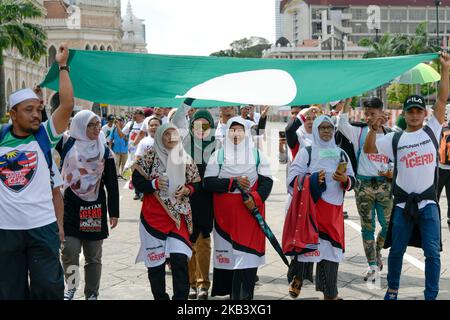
41,50,439,107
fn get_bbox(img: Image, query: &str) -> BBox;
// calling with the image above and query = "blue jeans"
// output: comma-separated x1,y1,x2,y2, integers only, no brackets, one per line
387,204,441,300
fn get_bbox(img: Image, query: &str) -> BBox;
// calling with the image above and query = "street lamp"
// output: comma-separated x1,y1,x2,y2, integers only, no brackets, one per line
435,0,442,47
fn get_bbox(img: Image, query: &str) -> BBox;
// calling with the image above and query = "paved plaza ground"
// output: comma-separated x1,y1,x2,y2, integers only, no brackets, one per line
69,121,450,301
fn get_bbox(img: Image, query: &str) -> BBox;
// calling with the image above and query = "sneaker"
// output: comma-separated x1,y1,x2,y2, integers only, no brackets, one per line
447,218,450,225
133,194,141,200
64,288,76,300
384,289,398,300
288,276,301,298
197,288,208,300
86,294,98,300
343,211,349,219
188,287,198,300
363,266,378,282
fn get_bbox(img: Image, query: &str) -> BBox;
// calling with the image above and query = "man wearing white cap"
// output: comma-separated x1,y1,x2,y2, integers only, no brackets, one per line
0,43,74,300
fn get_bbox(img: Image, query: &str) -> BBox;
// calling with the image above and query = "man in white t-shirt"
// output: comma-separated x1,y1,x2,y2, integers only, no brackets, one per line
101,114,115,138
337,97,393,281
364,52,450,301
0,43,74,300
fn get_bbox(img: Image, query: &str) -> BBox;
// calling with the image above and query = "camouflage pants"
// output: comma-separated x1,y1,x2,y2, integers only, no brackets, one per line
354,179,393,267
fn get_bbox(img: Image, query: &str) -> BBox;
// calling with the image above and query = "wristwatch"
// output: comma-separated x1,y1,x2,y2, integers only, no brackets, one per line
59,65,70,72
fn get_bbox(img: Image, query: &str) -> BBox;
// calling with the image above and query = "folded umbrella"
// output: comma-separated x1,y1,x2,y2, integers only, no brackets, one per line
236,185,290,267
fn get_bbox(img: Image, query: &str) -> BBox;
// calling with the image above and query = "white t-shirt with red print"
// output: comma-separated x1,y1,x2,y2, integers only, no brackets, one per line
376,116,443,209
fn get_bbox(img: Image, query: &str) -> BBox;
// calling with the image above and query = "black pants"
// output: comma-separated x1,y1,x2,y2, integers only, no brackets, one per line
438,168,450,219
231,268,258,300
315,260,339,298
147,253,189,300
0,222,64,300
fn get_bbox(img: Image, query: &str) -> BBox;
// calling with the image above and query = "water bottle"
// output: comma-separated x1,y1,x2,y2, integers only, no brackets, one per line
159,173,169,198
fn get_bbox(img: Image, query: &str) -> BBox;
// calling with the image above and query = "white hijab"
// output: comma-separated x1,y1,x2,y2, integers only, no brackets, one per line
205,116,271,190
288,115,352,206
154,123,188,196
62,110,106,202
69,110,105,160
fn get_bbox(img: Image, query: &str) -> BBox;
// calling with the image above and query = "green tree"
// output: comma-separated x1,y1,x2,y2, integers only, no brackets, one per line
211,37,271,58
0,0,47,118
359,33,393,58
359,22,440,106
391,22,438,55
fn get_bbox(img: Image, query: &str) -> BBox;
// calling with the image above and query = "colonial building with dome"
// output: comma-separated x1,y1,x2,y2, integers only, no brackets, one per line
3,0,147,115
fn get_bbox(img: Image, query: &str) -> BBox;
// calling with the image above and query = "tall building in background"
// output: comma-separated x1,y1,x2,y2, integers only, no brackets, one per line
265,0,450,60
3,0,148,116
275,0,284,41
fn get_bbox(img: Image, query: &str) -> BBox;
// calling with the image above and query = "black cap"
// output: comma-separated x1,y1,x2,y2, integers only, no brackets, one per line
107,114,115,121
404,95,426,111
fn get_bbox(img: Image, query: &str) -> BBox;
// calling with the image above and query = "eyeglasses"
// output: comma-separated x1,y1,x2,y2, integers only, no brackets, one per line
87,123,101,130
318,125,334,132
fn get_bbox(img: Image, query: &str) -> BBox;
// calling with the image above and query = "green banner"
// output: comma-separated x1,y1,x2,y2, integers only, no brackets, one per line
40,50,439,107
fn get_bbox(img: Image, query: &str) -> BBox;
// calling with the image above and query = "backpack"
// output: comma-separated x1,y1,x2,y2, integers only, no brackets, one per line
439,128,450,165
0,124,54,183
59,136,110,171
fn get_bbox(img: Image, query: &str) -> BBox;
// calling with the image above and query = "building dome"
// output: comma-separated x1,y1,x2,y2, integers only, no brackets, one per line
122,1,145,45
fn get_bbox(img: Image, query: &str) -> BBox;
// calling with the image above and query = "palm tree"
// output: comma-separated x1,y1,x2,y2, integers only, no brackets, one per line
359,33,394,102
0,0,47,118
358,22,439,104
391,22,438,55
359,33,393,59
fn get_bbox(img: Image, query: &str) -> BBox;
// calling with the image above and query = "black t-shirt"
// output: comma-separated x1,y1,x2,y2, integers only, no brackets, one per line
63,158,119,241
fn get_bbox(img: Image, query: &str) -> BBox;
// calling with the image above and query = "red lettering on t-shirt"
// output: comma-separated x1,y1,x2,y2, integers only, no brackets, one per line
403,153,434,168
367,153,389,163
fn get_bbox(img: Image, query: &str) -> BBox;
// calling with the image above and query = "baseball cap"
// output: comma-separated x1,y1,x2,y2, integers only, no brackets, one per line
404,95,426,111
107,114,115,121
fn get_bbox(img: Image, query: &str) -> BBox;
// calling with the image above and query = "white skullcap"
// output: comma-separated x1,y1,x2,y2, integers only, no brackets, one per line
8,88,39,108
329,100,341,107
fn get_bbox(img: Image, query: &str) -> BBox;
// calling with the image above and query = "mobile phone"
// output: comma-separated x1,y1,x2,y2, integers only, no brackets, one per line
279,131,286,138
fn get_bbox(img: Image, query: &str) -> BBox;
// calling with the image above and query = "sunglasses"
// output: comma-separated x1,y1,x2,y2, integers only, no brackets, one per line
192,123,211,131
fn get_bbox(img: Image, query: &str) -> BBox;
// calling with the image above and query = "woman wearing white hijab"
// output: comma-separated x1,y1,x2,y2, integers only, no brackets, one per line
284,107,321,212
204,116,273,300
287,115,355,300
60,110,119,300
132,123,201,300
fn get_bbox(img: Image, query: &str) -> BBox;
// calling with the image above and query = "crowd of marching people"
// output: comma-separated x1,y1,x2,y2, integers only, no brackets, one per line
1,43,450,301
